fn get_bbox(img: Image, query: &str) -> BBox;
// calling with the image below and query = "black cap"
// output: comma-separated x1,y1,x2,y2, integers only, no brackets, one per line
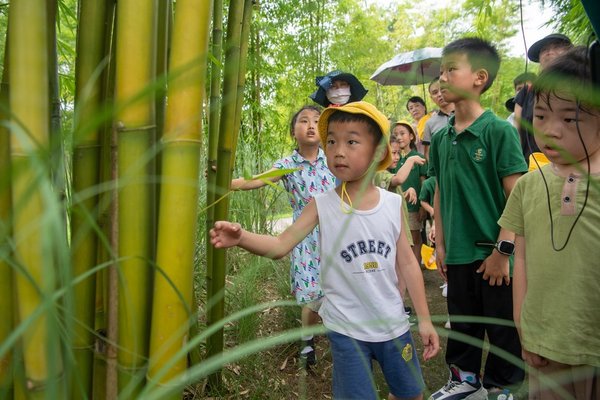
527,33,572,63
309,70,368,107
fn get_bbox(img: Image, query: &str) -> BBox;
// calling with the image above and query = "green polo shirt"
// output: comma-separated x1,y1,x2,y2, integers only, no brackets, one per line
394,149,428,213
428,110,527,264
374,171,413,246
419,176,436,205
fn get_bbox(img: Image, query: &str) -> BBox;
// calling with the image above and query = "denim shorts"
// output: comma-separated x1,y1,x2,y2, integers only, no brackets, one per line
327,330,424,399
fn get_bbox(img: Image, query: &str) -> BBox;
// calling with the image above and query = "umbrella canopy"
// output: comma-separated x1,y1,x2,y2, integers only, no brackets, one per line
370,47,443,86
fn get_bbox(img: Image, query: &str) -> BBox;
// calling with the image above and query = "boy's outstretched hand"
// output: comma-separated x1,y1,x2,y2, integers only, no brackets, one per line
418,321,440,361
210,221,243,249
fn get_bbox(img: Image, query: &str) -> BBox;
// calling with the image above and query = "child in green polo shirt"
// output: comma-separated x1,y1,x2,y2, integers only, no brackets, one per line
499,46,600,399
393,121,428,267
428,37,528,400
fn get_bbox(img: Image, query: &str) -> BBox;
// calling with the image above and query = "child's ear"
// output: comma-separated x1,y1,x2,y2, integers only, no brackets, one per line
474,69,489,89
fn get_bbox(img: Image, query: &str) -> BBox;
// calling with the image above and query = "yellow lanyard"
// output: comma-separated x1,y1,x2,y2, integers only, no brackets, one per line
340,181,353,214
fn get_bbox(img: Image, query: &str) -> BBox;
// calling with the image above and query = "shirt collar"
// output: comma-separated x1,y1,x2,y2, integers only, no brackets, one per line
291,148,325,163
448,110,491,138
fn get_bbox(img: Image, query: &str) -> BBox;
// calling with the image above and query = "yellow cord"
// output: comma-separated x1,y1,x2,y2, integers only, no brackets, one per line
340,181,353,214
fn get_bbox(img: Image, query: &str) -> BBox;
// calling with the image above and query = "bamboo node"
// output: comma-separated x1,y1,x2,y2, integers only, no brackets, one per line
115,123,156,133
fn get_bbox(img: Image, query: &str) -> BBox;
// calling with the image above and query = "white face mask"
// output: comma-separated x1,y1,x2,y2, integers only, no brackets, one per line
326,87,351,105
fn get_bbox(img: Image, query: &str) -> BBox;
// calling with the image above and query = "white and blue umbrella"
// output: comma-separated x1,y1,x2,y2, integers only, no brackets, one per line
370,47,443,86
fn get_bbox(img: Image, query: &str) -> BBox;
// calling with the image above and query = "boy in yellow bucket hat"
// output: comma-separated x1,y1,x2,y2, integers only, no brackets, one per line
211,101,439,399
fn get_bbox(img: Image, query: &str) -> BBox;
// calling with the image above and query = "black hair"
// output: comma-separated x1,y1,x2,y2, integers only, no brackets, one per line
327,110,383,144
290,105,322,137
533,46,600,113
406,96,427,113
392,122,417,151
513,72,537,88
428,76,440,92
443,37,500,94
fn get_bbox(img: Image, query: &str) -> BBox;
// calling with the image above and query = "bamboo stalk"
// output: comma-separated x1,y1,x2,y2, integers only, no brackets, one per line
96,3,119,399
70,0,113,397
205,0,224,343
207,0,247,389
9,0,64,397
113,0,157,396
147,1,211,396
0,22,13,400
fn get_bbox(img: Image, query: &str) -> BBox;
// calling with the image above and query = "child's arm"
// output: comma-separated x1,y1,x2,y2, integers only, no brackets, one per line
231,168,283,190
513,234,549,368
476,173,523,285
420,200,434,218
433,181,447,280
211,200,318,259
395,225,439,361
390,155,425,187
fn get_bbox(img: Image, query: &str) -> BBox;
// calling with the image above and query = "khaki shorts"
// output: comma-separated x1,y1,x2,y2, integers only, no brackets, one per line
408,211,423,231
304,297,323,312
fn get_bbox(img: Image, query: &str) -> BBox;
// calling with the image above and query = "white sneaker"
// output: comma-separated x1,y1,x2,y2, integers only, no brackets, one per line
428,368,487,400
444,319,451,329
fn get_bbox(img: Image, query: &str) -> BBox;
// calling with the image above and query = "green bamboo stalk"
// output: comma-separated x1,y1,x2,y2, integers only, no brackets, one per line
148,3,211,394
204,0,223,346
230,0,254,167
94,3,119,398
9,1,64,398
207,0,247,389
113,0,157,396
70,1,111,397
0,23,13,400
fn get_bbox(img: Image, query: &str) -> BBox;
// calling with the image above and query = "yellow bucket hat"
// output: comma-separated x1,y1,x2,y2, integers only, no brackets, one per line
318,101,392,171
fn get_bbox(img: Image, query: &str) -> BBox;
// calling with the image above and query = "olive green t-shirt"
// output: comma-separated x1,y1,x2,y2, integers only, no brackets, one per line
373,171,413,246
499,165,600,366
428,110,527,264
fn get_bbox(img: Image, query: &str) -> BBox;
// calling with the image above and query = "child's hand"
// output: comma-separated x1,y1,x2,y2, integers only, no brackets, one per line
428,225,436,243
418,321,440,361
522,348,548,368
210,221,243,249
477,251,510,286
435,243,447,280
404,187,418,204
407,155,426,166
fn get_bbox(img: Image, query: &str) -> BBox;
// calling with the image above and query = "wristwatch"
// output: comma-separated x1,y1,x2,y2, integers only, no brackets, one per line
495,240,515,256
474,239,515,256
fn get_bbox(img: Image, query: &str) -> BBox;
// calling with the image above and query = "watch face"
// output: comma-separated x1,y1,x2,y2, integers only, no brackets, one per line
498,240,515,255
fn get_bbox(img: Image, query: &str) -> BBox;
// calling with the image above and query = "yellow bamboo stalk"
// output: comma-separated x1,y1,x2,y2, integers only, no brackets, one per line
113,0,157,396
0,24,13,400
147,0,211,395
9,0,64,397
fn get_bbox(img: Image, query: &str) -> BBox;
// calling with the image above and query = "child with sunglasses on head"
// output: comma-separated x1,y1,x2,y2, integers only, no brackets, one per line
231,105,336,368
499,46,600,400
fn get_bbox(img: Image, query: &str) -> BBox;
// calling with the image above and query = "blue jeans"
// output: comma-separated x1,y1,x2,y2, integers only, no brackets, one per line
328,330,424,399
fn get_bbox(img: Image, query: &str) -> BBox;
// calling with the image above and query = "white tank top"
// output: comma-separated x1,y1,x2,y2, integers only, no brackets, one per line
315,187,410,342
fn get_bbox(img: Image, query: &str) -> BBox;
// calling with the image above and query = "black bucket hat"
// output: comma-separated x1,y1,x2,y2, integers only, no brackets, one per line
309,70,368,107
527,33,572,63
